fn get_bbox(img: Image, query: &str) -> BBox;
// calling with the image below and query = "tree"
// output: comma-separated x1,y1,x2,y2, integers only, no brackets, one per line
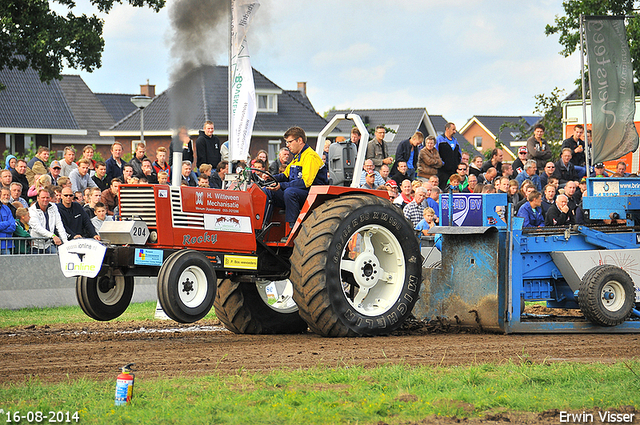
497,88,566,162
545,0,640,93
534,88,567,160
496,119,527,156
322,106,338,119
367,125,396,141
0,0,165,90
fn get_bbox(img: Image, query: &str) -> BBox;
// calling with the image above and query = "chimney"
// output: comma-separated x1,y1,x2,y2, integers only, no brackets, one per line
297,82,307,97
140,79,155,98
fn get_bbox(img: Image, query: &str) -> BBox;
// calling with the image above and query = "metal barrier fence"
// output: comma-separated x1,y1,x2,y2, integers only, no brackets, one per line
0,237,57,255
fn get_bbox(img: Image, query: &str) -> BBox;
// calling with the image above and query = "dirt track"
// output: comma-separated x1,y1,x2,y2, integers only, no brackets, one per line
1,318,638,385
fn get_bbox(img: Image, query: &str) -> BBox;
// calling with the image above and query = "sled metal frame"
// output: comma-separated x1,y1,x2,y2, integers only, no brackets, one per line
415,179,640,333
506,221,640,333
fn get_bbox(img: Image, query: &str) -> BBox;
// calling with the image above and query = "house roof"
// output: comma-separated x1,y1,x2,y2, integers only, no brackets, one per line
429,115,480,157
330,107,434,141
326,108,480,157
57,75,116,138
522,116,541,127
460,115,542,155
53,75,120,146
95,93,138,122
105,65,337,137
328,107,440,154
0,66,84,134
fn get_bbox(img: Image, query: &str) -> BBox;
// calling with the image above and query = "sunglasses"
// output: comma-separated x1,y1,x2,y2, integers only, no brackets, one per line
62,194,74,197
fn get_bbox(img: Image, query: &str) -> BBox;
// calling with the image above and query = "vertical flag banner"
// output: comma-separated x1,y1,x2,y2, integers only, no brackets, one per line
230,0,260,162
584,16,639,164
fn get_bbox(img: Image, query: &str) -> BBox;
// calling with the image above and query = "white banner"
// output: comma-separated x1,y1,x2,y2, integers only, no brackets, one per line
58,239,107,278
230,0,260,162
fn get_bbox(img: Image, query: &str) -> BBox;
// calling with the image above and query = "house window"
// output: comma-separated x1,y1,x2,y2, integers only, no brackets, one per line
3,134,33,155
257,94,277,112
268,140,281,163
24,134,35,152
131,140,141,154
474,136,482,149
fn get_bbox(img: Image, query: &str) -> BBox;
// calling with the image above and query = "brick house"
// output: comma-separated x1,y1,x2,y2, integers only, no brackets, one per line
102,65,344,165
0,64,342,166
459,115,542,160
328,108,480,157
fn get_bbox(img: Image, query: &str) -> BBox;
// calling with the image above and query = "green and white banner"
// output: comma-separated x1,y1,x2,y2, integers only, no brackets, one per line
230,0,260,162
585,16,638,164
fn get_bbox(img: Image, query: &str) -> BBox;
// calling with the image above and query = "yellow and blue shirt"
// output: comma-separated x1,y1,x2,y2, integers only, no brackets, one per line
278,145,328,190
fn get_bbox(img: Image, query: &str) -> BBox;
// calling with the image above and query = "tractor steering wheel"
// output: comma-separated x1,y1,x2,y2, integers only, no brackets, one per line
249,168,279,188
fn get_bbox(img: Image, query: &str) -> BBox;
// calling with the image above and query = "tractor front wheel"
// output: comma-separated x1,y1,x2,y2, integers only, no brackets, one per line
157,250,216,323
76,274,134,321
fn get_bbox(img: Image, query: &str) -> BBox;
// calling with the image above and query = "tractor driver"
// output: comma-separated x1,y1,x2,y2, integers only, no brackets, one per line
264,126,328,234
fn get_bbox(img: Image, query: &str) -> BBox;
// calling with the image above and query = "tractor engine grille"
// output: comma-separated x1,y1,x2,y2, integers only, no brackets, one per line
170,187,205,229
119,186,157,227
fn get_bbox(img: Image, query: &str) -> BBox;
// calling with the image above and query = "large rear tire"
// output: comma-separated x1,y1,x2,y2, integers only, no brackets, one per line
76,274,134,321
578,265,635,327
214,278,308,334
157,250,216,323
290,194,422,336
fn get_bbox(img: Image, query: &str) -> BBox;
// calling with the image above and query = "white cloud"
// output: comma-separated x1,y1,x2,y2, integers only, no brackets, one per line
61,0,584,129
339,63,392,86
311,43,376,67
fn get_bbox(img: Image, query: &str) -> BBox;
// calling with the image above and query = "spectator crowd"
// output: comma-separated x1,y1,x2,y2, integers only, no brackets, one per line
350,123,633,233
0,120,632,255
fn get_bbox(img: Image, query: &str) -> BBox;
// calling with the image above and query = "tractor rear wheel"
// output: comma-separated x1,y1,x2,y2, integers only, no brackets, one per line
157,250,216,323
214,278,308,334
578,264,635,327
290,194,422,337
76,274,134,321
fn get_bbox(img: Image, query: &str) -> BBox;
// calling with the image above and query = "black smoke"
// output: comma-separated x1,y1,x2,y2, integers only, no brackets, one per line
168,0,229,144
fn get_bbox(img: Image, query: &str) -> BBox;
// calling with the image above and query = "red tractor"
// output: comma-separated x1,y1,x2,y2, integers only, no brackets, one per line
59,115,422,336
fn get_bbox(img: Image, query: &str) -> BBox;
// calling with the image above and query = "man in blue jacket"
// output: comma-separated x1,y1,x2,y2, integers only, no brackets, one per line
264,127,328,233
391,131,424,179
517,190,545,227
105,142,127,182
0,187,16,254
515,160,542,191
437,122,461,190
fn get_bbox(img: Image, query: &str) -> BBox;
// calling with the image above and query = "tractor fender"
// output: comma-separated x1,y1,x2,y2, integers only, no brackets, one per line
285,186,389,246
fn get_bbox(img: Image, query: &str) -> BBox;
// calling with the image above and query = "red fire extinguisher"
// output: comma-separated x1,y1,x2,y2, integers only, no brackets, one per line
115,363,135,406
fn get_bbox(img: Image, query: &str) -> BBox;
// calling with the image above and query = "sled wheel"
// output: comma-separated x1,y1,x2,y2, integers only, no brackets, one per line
578,265,635,327
214,278,307,334
157,250,216,323
76,274,134,321
290,194,422,336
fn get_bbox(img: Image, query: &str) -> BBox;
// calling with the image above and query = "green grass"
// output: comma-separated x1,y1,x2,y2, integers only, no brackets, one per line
0,302,217,329
1,305,638,423
0,362,638,424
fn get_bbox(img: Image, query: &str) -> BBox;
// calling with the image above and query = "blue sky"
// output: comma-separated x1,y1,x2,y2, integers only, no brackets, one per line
63,0,580,128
